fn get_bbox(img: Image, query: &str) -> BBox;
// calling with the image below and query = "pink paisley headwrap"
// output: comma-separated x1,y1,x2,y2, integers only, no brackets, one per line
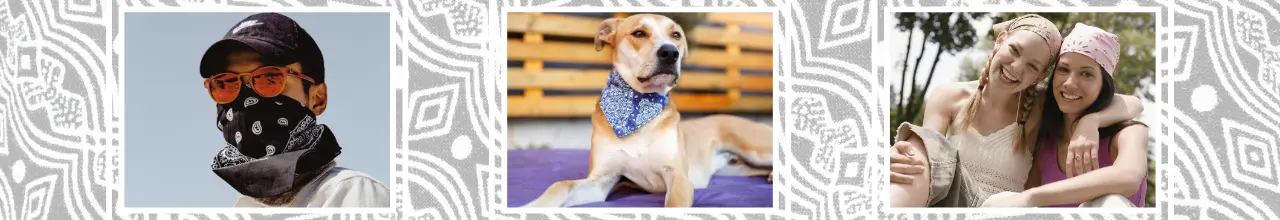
1059,23,1120,74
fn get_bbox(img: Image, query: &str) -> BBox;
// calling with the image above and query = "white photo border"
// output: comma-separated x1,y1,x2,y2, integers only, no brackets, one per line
878,6,1163,215
498,5,780,214
114,6,401,217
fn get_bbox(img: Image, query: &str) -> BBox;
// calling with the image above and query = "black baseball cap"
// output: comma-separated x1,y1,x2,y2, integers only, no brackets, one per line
200,12,325,83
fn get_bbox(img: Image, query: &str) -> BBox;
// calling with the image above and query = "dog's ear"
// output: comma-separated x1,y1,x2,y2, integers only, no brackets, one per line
595,18,620,52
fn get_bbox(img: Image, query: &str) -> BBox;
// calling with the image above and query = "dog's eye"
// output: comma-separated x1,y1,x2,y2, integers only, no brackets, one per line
672,32,682,39
631,30,647,38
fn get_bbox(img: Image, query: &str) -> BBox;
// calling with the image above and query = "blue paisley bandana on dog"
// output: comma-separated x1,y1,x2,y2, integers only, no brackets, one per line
600,69,670,138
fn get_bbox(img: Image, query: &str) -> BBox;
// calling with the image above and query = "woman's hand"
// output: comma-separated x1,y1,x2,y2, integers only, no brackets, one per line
982,191,1036,207
889,141,926,184
1066,117,1101,177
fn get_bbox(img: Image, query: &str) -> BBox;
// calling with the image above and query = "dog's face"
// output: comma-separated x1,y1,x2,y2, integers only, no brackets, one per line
594,14,688,95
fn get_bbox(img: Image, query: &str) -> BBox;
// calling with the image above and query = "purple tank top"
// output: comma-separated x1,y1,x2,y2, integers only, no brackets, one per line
1038,128,1147,207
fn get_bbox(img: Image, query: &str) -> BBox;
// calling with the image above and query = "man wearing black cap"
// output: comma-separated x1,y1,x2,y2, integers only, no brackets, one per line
200,12,389,208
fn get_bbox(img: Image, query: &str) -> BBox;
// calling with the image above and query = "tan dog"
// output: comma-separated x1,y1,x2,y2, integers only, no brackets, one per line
521,14,773,208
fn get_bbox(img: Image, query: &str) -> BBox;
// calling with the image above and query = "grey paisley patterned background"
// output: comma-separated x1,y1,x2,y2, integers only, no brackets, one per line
0,0,1274,219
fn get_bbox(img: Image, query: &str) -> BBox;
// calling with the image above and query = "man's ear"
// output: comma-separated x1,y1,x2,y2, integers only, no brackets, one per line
308,83,328,116
595,18,620,52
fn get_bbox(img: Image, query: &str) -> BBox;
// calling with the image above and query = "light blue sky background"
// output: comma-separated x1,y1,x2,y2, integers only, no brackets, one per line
124,12,391,207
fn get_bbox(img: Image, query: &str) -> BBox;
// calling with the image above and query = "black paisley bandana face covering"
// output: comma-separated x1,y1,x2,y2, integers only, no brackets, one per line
211,86,341,198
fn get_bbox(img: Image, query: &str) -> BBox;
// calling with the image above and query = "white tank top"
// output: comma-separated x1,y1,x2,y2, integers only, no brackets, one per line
946,114,1032,207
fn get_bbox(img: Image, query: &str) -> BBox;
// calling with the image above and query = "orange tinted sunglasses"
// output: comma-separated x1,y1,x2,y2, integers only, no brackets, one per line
204,66,315,104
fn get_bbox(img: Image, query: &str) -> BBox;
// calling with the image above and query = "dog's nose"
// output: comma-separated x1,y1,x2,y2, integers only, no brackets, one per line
657,44,679,63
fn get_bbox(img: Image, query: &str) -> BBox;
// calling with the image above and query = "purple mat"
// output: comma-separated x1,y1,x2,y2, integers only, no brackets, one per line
508,149,773,207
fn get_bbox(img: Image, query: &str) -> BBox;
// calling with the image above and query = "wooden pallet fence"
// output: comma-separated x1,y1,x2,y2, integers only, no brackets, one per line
508,12,774,117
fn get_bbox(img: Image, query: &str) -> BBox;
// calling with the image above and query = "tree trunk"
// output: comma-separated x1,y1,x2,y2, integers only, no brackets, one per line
906,45,947,120
898,33,930,123
895,30,915,113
